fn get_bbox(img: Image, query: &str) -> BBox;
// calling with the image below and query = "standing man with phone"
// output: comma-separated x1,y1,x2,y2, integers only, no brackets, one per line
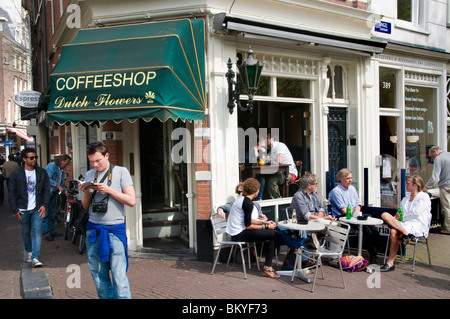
79,141,135,299
9,148,50,267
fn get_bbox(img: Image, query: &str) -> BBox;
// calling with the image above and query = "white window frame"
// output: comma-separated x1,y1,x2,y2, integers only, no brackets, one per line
396,0,426,32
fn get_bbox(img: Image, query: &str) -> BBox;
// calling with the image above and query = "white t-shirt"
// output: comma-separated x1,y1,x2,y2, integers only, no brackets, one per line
270,141,298,176
24,169,36,211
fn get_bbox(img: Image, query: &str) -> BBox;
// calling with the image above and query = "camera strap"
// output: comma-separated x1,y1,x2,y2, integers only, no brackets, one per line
91,164,115,205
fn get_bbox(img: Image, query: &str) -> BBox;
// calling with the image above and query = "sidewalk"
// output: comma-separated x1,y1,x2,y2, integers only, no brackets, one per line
1,200,449,300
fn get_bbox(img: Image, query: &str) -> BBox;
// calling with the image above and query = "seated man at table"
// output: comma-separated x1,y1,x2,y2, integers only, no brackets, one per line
291,173,335,222
260,133,298,200
329,168,380,264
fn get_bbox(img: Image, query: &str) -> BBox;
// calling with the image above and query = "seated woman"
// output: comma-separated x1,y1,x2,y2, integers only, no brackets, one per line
226,178,280,278
380,174,432,272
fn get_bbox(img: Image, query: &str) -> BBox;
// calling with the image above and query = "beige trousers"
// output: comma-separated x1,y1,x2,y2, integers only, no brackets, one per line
439,186,450,231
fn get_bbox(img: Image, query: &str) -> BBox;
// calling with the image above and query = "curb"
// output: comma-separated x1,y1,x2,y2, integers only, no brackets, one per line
20,252,53,299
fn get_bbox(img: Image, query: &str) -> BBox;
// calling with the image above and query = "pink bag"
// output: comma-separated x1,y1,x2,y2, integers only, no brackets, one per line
340,255,369,273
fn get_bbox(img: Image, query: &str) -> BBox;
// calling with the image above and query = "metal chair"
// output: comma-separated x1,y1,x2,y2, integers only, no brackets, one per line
210,213,260,279
291,221,350,292
383,232,431,272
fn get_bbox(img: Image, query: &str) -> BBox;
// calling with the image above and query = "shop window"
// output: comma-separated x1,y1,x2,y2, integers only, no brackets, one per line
404,85,436,181
379,67,397,109
327,65,345,100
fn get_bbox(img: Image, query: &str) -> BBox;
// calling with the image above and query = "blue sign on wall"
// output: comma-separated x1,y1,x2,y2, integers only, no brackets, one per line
5,140,13,146
375,21,391,34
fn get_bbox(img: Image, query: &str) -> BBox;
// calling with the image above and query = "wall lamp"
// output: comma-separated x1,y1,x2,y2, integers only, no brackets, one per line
226,47,264,114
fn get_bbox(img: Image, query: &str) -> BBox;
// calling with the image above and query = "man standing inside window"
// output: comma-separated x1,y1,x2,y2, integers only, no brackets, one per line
43,154,72,241
9,148,50,267
79,141,135,299
263,133,298,199
424,146,450,235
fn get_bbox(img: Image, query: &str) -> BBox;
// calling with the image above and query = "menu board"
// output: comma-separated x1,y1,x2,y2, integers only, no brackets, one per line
404,86,434,136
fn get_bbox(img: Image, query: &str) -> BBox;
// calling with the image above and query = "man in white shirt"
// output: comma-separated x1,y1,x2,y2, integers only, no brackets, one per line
264,133,298,199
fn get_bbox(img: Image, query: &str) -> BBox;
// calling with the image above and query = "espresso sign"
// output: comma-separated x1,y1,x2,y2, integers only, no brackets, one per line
14,90,41,108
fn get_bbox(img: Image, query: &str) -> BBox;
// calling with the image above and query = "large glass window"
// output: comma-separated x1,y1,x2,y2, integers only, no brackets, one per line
404,85,436,181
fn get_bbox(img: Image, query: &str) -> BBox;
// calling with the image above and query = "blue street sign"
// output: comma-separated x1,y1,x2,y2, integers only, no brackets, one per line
375,21,391,34
5,140,13,146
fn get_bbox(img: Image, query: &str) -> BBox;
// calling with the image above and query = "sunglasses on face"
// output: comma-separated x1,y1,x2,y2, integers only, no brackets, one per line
26,156,38,160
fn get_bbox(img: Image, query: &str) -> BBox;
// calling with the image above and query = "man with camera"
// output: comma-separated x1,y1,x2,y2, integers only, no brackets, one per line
80,141,135,299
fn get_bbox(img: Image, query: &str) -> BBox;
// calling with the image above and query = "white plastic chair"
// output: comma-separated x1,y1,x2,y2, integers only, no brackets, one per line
291,221,350,292
210,213,260,279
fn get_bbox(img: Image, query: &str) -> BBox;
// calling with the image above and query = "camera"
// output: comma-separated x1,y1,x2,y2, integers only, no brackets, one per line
92,200,108,213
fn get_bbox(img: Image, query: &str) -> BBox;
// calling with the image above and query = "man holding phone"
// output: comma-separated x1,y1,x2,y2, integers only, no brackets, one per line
79,141,135,299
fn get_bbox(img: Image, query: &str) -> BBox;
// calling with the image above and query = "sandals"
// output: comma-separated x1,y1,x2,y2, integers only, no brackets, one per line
261,267,280,278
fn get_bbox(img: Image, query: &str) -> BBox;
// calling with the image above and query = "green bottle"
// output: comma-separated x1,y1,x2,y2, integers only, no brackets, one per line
398,206,403,222
346,204,352,220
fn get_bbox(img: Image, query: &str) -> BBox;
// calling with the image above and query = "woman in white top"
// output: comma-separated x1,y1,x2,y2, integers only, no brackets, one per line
380,174,432,272
226,178,280,278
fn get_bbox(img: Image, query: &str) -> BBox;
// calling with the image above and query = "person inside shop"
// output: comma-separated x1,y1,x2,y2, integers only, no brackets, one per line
9,148,50,268
254,133,298,200
329,168,381,264
43,154,72,241
226,178,281,278
79,141,135,299
380,174,431,272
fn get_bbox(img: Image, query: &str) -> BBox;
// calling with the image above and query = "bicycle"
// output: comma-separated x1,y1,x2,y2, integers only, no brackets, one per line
63,181,80,241
71,203,87,255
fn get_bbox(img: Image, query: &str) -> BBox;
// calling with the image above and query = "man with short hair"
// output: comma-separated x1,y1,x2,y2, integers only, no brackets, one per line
424,146,450,235
80,141,135,299
9,148,50,267
43,154,72,240
263,133,298,199
291,174,334,222
329,168,380,264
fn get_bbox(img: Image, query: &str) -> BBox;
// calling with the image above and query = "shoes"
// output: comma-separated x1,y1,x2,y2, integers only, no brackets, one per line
32,258,43,268
52,232,63,237
401,233,415,245
26,252,32,263
380,263,395,272
261,267,280,278
440,229,450,235
45,236,54,241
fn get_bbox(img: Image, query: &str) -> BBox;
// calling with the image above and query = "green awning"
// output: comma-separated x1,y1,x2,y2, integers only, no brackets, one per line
47,19,206,125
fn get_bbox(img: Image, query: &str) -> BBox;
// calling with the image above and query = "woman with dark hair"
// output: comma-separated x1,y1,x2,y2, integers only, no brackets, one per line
380,174,431,272
226,178,280,278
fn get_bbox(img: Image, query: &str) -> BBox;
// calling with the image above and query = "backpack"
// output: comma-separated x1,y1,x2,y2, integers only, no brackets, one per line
340,255,369,273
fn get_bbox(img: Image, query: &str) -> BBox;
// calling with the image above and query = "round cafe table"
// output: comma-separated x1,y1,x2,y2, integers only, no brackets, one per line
276,220,326,282
338,216,383,256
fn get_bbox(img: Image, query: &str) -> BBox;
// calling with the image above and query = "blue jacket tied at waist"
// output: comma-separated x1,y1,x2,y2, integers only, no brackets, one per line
86,221,128,271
